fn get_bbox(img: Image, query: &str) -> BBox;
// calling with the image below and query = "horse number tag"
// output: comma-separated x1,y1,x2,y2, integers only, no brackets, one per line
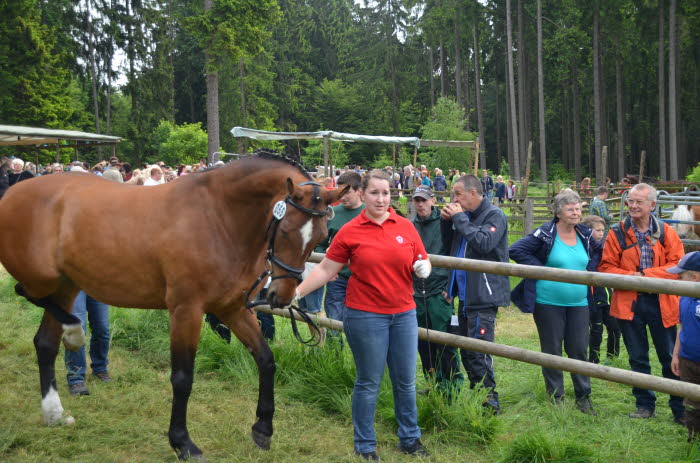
273,201,287,220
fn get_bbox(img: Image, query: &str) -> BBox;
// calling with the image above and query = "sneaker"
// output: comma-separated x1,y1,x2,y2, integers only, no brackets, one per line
92,371,111,382
398,439,429,457
576,397,597,416
482,399,501,416
69,382,90,396
629,408,655,419
355,450,380,461
551,395,564,406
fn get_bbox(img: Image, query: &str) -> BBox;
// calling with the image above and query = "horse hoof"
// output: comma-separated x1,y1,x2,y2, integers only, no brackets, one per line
252,429,271,450
62,324,85,351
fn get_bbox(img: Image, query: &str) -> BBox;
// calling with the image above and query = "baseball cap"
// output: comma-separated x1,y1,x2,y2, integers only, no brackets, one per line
667,251,700,274
413,185,435,200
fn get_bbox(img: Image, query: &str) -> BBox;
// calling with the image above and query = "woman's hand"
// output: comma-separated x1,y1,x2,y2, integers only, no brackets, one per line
413,258,432,279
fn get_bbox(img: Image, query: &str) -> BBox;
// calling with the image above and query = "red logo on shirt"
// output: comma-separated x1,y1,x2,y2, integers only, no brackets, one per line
489,226,496,232
479,327,487,335
395,236,404,244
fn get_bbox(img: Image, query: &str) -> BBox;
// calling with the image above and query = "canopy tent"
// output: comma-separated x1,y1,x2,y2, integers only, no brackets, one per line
231,126,477,177
0,125,122,163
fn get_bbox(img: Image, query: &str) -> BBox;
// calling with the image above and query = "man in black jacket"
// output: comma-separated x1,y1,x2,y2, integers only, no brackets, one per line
411,186,463,396
441,174,510,414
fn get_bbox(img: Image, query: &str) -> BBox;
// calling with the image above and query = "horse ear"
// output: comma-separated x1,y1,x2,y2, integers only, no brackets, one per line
330,184,351,203
286,178,295,195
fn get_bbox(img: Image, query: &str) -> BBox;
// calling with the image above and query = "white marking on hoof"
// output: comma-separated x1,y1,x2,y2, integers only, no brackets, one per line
299,219,314,252
41,387,65,426
62,324,85,351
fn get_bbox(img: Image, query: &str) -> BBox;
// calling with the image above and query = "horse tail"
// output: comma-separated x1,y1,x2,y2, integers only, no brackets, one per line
14,282,81,326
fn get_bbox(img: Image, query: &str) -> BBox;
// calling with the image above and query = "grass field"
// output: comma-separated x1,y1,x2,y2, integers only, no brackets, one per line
0,269,697,463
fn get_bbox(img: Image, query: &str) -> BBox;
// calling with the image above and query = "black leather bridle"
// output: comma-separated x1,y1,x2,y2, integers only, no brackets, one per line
244,181,334,345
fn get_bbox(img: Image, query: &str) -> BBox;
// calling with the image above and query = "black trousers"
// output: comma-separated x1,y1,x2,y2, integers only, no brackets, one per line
457,302,498,401
589,305,621,363
534,303,591,400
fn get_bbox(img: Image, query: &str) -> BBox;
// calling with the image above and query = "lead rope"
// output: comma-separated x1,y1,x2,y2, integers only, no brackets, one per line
418,255,432,379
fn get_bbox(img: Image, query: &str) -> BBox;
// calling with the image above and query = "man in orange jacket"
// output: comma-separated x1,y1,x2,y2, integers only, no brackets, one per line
599,183,686,424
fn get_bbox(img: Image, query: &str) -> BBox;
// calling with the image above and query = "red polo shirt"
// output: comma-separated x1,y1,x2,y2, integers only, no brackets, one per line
325,207,427,314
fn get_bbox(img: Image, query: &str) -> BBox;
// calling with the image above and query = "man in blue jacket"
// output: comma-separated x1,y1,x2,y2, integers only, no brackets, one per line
441,174,510,413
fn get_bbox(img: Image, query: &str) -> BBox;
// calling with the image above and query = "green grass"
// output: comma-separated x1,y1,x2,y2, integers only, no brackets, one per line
0,270,698,462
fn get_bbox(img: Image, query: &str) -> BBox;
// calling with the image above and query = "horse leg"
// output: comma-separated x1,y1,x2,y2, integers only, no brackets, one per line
167,307,205,461
35,311,75,426
222,309,275,450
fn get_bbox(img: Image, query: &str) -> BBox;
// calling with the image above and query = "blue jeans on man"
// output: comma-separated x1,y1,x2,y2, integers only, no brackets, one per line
344,308,421,455
324,277,349,343
64,291,110,386
618,293,684,418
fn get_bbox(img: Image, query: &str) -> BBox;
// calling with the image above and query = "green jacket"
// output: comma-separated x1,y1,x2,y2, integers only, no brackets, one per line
411,207,450,297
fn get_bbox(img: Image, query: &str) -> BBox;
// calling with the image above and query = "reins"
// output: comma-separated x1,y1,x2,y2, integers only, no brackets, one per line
244,180,334,346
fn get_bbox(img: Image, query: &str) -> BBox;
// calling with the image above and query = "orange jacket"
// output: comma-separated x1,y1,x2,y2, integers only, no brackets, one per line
598,216,683,328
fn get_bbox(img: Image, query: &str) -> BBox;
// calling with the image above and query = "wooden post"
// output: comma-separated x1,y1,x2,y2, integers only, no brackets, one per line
413,146,418,167
521,141,533,198
639,150,646,183
601,145,608,186
473,140,480,175
573,180,578,191
523,198,534,234
323,135,330,178
74,144,79,162
392,145,396,172
112,144,116,159
328,140,333,176
556,179,561,194
55,140,61,163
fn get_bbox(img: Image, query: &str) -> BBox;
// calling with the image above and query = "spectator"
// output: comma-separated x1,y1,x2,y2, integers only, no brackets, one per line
8,158,35,186
581,215,620,364
144,166,163,186
670,251,700,439
420,170,432,188
494,176,506,206
441,174,510,414
0,157,10,199
122,163,133,182
589,186,613,230
433,169,447,203
506,179,517,202
510,189,601,415
480,169,494,203
580,177,592,196
411,185,463,396
599,183,685,423
402,166,418,219
103,158,123,183
296,169,429,460
316,171,365,345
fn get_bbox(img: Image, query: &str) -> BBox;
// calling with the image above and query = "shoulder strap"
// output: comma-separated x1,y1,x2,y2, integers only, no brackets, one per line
611,222,637,251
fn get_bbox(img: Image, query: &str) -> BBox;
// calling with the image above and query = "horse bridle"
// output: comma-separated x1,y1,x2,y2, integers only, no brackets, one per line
244,181,333,339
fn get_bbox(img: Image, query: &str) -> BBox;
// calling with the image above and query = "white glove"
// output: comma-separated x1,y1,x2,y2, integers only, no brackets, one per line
413,259,432,279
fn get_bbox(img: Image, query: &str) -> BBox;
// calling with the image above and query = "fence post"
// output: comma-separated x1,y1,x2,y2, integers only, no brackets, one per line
524,199,534,235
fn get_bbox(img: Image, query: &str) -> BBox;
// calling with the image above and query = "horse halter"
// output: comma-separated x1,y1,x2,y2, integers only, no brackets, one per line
245,181,333,312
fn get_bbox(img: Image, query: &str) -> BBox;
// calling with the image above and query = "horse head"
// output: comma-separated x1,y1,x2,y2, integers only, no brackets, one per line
672,204,694,239
265,178,349,308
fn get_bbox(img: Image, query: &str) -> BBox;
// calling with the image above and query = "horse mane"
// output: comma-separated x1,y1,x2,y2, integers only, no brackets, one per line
249,148,311,181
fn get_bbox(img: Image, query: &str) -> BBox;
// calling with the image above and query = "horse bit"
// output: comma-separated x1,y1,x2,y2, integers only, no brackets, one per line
244,181,334,345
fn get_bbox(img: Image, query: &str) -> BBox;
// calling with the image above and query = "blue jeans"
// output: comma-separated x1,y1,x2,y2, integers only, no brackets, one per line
64,291,110,385
324,278,349,342
618,294,684,415
344,308,421,454
299,285,324,314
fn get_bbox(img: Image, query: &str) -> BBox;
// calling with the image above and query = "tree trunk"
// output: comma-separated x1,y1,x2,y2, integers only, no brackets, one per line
429,46,435,107
205,0,220,163
668,0,678,180
440,41,446,97
463,46,471,131
616,56,625,182
473,18,486,170
517,0,527,174
658,0,667,181
454,11,462,108
536,0,546,183
506,59,514,174
593,2,602,185
496,83,502,170
572,58,582,182
506,0,520,179
238,57,248,153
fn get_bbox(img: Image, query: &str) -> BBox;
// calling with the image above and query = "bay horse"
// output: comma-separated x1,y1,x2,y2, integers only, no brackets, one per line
0,152,348,460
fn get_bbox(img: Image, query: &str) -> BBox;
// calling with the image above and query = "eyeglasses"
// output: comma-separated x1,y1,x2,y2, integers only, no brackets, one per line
626,200,648,206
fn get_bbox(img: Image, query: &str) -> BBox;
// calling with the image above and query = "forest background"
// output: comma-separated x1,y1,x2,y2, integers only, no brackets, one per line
2,0,699,184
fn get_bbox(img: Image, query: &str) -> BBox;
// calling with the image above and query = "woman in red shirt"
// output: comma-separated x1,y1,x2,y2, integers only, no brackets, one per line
296,170,431,460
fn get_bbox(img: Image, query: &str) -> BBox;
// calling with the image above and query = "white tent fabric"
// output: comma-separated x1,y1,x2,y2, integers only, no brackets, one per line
0,125,122,146
231,127,421,148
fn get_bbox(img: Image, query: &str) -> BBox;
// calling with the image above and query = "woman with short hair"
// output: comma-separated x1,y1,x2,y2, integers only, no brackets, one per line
509,189,602,415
